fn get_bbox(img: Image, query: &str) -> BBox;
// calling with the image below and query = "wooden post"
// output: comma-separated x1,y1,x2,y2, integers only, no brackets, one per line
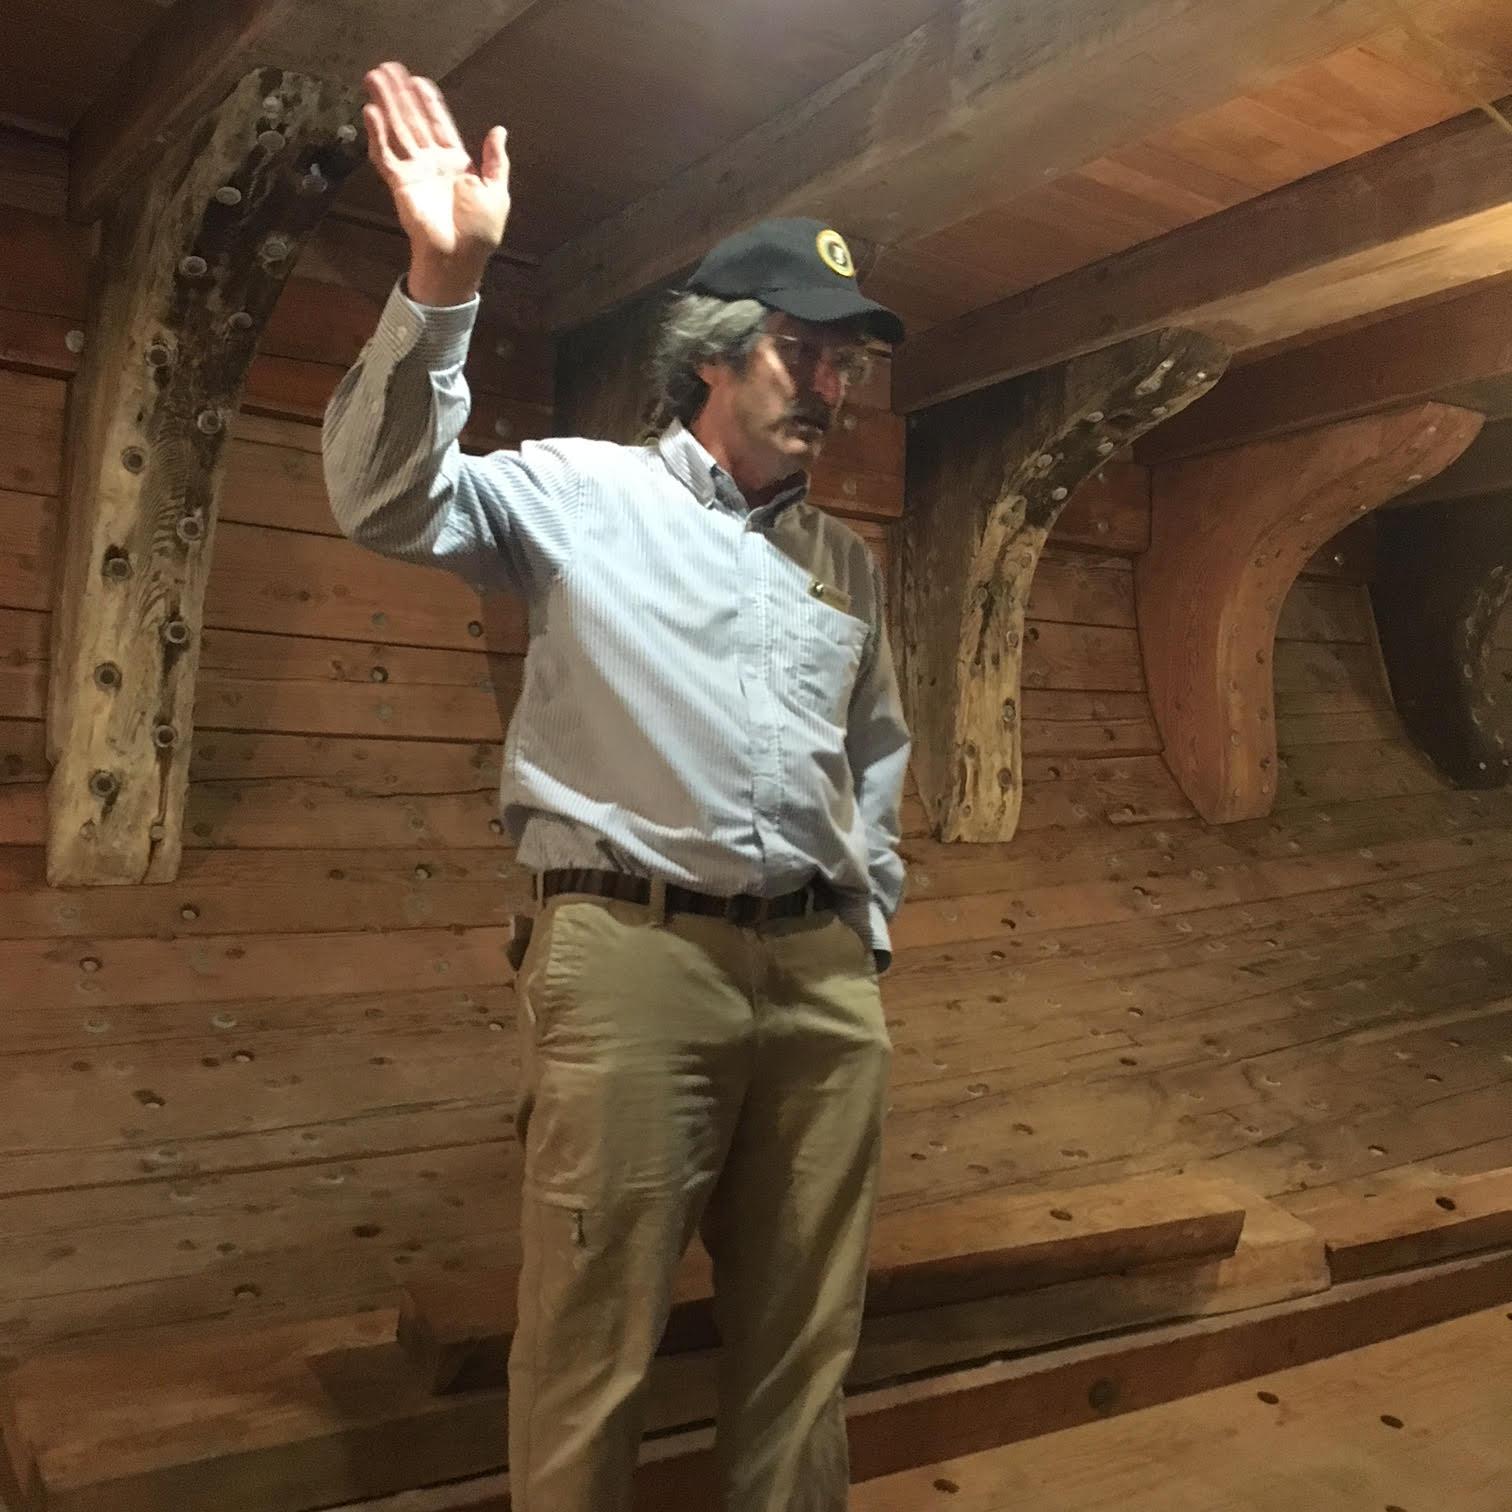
900,328,1226,843
1137,404,1484,826
1372,493,1512,790
46,69,363,885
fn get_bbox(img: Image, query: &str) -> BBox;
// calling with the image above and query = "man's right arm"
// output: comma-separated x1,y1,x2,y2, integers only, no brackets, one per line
323,62,579,596
322,277,580,597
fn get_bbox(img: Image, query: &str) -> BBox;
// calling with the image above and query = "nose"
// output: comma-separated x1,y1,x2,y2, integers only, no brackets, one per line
809,355,845,409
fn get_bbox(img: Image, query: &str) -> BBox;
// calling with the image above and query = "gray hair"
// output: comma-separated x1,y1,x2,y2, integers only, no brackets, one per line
641,293,768,438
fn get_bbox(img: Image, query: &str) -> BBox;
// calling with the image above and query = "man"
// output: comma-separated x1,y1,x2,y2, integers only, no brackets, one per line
323,61,910,1512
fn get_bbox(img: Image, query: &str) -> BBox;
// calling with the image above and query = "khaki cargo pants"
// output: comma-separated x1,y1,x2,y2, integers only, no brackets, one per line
506,892,892,1511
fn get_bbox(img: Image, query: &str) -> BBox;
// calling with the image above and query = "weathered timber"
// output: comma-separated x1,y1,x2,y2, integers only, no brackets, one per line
1372,494,1512,788
901,328,1225,842
1136,405,1482,824
1305,1166,1512,1281
67,0,546,222
45,69,364,886
539,0,1412,329
1142,275,1512,461
894,95,1512,412
398,1174,1246,1392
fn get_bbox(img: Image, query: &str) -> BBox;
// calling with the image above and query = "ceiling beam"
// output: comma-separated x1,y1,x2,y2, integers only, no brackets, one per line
539,0,1409,332
1140,279,1512,462
895,96,1512,413
69,0,546,222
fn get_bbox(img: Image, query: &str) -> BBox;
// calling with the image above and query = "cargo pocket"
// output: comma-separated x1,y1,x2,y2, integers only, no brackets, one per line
517,906,603,1209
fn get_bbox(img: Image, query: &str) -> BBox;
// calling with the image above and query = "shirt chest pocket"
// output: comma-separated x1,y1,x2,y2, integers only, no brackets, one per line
794,591,869,725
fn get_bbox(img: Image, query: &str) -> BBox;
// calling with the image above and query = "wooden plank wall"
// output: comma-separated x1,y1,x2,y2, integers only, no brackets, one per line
2,181,1512,1362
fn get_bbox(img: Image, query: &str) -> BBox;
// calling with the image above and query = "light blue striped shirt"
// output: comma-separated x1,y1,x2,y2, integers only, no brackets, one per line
322,282,910,963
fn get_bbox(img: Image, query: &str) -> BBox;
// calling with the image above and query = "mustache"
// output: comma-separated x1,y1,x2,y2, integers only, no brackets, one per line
786,406,833,434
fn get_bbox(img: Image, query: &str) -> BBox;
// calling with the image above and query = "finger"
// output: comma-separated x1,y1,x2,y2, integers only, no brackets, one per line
366,61,424,158
415,77,465,153
479,125,510,186
389,62,440,154
362,101,401,180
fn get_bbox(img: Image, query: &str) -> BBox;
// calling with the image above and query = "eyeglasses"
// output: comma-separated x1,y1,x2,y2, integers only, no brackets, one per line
765,330,872,388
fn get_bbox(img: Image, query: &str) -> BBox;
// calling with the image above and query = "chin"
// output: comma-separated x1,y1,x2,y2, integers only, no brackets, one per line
783,431,825,466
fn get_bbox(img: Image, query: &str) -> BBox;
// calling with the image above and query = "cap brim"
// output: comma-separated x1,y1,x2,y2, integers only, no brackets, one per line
759,284,905,346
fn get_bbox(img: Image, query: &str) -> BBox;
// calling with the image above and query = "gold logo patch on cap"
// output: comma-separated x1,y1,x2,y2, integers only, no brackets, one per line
816,228,855,277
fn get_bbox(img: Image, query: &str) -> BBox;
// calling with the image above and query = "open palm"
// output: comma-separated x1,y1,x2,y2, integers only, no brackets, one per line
363,63,510,272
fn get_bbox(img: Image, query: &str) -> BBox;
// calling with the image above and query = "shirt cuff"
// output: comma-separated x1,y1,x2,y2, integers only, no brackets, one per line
368,277,481,372
835,892,894,974
866,899,893,974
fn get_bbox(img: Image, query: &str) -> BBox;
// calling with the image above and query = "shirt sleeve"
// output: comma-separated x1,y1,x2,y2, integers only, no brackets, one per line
321,279,580,598
843,555,912,971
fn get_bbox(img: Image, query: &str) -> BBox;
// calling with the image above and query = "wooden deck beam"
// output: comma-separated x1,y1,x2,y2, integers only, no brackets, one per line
45,70,364,885
538,0,1410,331
1141,277,1512,462
901,328,1224,843
895,97,1512,413
1136,404,1483,825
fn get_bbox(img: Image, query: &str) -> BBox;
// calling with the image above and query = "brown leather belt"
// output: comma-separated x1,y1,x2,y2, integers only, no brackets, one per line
536,868,835,926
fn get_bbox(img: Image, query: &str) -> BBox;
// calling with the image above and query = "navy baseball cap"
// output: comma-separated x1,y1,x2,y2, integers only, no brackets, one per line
686,217,905,345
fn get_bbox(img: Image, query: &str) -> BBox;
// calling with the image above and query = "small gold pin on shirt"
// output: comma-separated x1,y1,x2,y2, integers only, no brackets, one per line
809,579,852,612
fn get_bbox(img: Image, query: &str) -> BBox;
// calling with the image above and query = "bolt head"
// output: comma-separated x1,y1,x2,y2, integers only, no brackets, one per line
65,329,86,354
258,129,286,153
214,185,242,207
178,255,207,278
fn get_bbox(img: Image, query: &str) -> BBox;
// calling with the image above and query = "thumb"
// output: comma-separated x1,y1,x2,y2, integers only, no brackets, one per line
480,125,509,187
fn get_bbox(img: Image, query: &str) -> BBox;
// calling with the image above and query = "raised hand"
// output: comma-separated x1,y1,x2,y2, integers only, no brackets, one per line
362,61,510,306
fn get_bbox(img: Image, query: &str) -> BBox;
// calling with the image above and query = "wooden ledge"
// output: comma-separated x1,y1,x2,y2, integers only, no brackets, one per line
1303,1165,1512,1282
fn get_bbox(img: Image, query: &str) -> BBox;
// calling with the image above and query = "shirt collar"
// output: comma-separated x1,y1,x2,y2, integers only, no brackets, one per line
656,421,809,516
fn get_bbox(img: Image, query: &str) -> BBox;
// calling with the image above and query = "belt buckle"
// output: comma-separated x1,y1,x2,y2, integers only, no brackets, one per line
729,893,765,927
